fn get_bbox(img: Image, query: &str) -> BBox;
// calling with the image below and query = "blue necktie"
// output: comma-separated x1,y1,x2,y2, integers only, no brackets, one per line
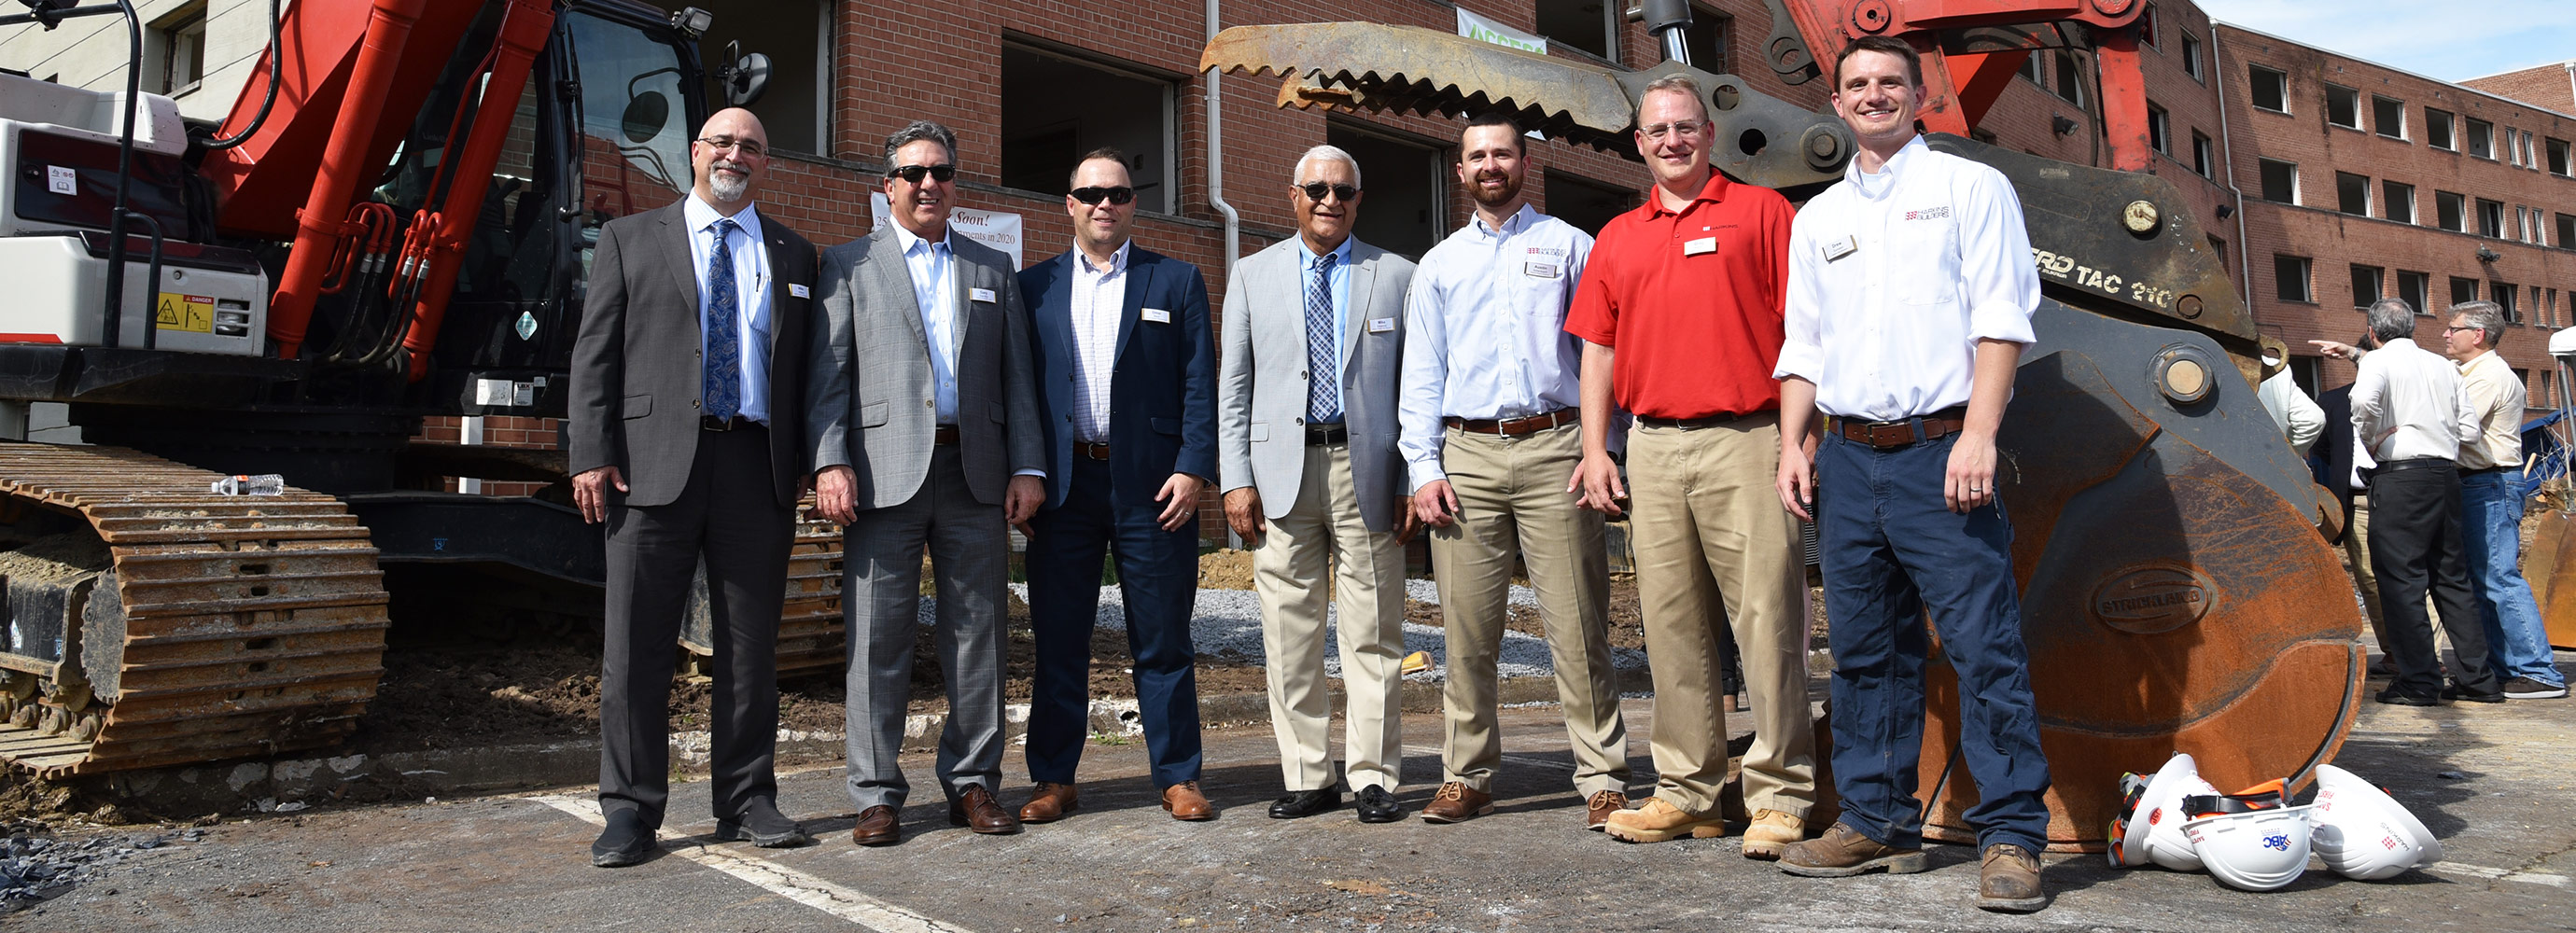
704,217,742,422
1306,252,1339,424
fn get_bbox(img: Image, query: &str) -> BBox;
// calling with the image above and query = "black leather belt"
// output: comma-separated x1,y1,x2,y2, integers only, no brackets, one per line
1448,409,1577,436
1306,425,1349,445
2371,457,2453,476
1637,412,1749,430
1075,441,1112,461
1832,405,1968,449
701,415,760,431
933,425,959,446
2460,465,2508,477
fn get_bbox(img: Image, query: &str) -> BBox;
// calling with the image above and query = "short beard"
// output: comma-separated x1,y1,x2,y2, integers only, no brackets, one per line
707,160,750,203
1469,172,1522,208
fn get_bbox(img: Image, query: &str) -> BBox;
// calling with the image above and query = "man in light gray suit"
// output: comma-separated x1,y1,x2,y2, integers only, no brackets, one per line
808,119,1046,845
1219,145,1420,825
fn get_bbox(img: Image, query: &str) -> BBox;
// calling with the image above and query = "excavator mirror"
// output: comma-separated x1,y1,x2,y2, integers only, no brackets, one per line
619,90,670,145
718,40,771,108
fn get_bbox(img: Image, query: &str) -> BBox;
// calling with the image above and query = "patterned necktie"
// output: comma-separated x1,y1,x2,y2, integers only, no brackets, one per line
1305,252,1339,424
703,217,742,422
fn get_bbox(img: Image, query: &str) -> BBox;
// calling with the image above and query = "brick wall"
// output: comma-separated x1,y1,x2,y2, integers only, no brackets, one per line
2461,63,2576,118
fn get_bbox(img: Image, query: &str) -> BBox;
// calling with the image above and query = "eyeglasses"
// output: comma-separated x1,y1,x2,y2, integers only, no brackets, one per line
2443,326,2480,334
1638,120,1708,142
889,163,958,184
1297,182,1359,202
1071,186,1135,205
696,136,766,158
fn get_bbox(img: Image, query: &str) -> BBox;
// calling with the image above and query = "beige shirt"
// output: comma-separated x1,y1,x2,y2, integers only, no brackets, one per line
2456,350,2526,470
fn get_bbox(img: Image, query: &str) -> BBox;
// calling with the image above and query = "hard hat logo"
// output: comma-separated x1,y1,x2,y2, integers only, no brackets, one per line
2262,834,2289,851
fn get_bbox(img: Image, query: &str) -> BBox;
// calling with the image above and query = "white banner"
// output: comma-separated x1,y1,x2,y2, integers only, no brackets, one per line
870,193,1027,271
1456,7,1546,55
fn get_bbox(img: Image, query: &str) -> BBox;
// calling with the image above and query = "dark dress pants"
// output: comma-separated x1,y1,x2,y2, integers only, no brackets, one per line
597,425,793,829
2365,461,2497,698
1024,457,1204,787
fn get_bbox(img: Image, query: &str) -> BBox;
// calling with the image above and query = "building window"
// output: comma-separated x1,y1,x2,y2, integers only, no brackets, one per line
2334,172,2370,216
2549,138,2571,175
2019,50,2044,84
2352,264,2384,308
2398,271,2431,315
1679,5,1733,76
999,43,1179,214
2557,212,2576,246
2180,32,2204,81
1534,0,1617,61
2428,108,2455,149
2249,65,2289,113
2054,51,2088,110
2468,118,2495,159
2373,95,2405,139
642,1,833,155
2258,159,2298,203
2452,275,2483,309
2191,132,2214,177
2383,180,2415,223
1546,170,1643,238
2147,103,2170,154
2518,130,2536,167
2325,85,2361,130
2496,281,2520,322
2275,255,2313,302
2138,4,2160,48
2478,198,2505,238
151,3,207,96
1326,121,1445,260
2436,190,2466,231
2549,288,2563,328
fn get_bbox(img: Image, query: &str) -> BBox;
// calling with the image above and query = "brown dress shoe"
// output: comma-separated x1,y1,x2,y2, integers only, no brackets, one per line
1585,789,1629,831
1777,821,1925,877
1420,782,1494,824
850,805,901,846
1019,782,1078,823
1978,843,2046,912
1162,781,1216,821
949,784,1022,835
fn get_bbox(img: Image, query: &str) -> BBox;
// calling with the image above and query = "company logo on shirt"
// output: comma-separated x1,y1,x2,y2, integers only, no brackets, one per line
1526,246,1568,258
1903,206,1953,221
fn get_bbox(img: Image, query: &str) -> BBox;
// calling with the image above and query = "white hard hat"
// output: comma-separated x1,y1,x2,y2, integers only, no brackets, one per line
2184,804,2318,891
2310,764,2443,880
2119,752,2221,871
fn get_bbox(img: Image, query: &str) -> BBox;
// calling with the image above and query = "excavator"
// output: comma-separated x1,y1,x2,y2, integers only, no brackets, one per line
1201,0,2366,850
0,0,840,778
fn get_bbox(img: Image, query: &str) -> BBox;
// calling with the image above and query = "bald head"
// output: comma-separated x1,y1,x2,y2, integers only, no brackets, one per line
693,107,770,210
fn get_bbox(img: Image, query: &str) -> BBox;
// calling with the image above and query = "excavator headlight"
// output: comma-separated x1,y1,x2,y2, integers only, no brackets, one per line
670,7,713,39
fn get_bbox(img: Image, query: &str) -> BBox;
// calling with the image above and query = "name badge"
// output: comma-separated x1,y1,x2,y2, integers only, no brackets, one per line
789,283,811,299
1822,236,1858,262
1523,261,1560,278
970,286,997,303
1367,317,1396,333
1141,308,1172,324
1683,237,1717,257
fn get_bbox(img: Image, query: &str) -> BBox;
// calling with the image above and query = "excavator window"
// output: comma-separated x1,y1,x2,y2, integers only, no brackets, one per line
566,10,693,242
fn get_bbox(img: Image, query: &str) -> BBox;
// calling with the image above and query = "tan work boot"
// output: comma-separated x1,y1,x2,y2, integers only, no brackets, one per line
1741,809,1806,860
1584,790,1629,831
1603,797,1726,842
1419,782,1494,823
1777,821,1926,876
1978,843,2046,912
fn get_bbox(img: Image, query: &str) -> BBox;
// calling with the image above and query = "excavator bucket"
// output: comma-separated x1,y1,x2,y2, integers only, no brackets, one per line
2520,509,2576,649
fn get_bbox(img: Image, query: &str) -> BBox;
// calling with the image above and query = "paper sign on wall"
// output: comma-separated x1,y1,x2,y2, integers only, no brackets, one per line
870,193,1026,271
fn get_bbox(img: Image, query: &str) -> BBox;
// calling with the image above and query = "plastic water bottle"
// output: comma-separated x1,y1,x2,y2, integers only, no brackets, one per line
210,474,286,495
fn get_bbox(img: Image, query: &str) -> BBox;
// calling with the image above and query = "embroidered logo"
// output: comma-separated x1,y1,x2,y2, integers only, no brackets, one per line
1903,206,1953,221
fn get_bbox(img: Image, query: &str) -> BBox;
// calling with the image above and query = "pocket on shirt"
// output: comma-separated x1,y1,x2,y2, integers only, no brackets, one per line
1895,218,1962,305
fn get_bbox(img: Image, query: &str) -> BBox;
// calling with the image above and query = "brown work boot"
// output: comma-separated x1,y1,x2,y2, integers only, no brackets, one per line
1978,843,2047,912
1018,782,1078,823
850,805,901,846
1585,790,1629,831
1741,809,1807,860
948,784,1022,835
1778,821,1926,876
1603,797,1726,842
1162,781,1216,821
1419,782,1494,824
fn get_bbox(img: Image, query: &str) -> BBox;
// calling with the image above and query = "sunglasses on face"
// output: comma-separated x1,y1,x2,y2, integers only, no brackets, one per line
889,163,957,184
1071,186,1135,205
1297,182,1359,202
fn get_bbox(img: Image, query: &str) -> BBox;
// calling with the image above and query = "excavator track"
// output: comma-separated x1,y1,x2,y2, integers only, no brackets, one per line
680,503,847,677
0,442,388,778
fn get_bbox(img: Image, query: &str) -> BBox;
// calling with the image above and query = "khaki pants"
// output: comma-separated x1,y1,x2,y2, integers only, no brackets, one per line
1427,422,1630,797
1624,414,1814,817
2342,493,2389,653
1254,440,1407,792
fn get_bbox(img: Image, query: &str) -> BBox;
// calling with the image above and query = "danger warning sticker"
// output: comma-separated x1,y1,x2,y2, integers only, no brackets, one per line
156,293,214,333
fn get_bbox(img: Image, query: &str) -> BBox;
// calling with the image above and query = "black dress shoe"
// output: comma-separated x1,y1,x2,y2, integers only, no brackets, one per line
1355,786,1404,824
715,799,813,848
2442,684,2506,703
591,810,655,868
2374,689,2443,707
1268,789,1341,819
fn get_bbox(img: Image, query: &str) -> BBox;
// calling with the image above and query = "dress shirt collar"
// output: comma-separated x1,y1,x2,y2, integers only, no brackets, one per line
1299,235,1353,272
1077,239,1131,277
1472,202,1538,238
1844,134,1929,201
1642,170,1731,218
683,193,763,242
2459,349,2499,371
891,219,951,257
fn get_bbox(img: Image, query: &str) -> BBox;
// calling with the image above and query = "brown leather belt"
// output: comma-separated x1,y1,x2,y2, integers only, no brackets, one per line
1306,425,1349,445
701,415,760,431
1833,406,1967,449
1447,409,1577,436
1075,441,1113,461
933,425,960,446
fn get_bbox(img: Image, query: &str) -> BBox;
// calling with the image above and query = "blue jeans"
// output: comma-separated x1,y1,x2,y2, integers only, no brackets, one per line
2459,471,2563,688
1816,431,2051,854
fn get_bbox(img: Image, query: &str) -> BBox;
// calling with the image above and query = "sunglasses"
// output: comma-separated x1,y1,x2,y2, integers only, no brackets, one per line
1071,186,1135,205
1297,182,1360,202
889,163,957,184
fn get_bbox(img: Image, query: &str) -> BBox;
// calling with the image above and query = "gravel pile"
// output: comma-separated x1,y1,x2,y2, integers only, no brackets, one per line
2,829,197,912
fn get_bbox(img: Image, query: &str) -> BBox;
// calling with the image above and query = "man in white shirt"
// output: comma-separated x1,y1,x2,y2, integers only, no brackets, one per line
2257,352,2325,458
1399,113,1631,828
2312,299,2499,705
2440,301,2565,700
1769,36,2050,912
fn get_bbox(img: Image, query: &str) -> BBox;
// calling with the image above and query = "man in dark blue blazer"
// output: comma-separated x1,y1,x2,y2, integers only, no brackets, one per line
1015,148,1219,823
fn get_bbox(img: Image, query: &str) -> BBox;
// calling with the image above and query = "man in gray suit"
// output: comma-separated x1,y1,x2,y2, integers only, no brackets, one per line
1219,145,1420,825
808,119,1046,845
570,108,817,867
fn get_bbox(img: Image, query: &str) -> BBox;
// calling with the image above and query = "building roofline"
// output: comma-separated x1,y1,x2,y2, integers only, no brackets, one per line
2210,21,2575,121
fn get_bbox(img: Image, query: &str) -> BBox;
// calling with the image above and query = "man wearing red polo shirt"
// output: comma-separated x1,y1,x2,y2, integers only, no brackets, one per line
1564,73,1814,858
